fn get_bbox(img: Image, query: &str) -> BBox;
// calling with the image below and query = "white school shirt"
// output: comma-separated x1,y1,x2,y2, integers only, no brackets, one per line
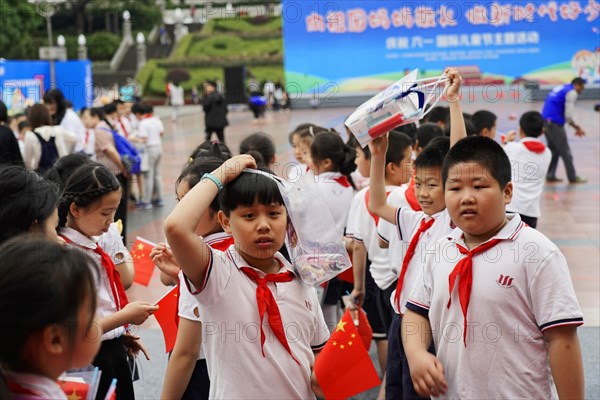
183,245,330,400
60,108,87,153
377,185,412,285
346,186,399,291
312,171,355,236
389,207,454,315
23,126,78,170
138,116,164,147
406,214,584,399
59,226,126,341
504,137,552,218
177,232,234,361
114,115,132,138
377,185,410,246
169,84,185,106
5,371,67,400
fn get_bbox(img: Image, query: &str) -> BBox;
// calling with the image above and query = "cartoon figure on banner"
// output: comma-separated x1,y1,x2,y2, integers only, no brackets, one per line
571,49,595,81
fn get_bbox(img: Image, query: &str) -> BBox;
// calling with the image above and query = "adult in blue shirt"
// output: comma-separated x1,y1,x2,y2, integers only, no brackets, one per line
541,77,586,183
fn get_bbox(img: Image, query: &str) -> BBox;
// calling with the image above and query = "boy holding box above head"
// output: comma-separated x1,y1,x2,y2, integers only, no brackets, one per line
367,68,466,399
402,85,584,398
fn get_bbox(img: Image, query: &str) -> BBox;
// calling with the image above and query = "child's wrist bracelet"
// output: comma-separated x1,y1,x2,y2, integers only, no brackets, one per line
202,173,223,191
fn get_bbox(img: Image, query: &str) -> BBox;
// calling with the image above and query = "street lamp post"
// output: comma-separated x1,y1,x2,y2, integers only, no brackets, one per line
136,32,146,71
77,34,88,60
123,10,133,44
57,35,67,61
174,7,184,43
37,3,58,88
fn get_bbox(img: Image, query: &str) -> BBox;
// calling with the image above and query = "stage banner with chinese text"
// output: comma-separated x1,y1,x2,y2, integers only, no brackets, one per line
282,0,600,96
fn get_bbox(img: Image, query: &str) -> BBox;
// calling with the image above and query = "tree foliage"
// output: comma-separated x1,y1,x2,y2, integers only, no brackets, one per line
0,0,44,59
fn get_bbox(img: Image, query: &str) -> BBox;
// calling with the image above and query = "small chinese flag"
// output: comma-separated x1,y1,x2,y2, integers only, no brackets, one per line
337,266,354,284
355,307,373,351
57,379,89,400
153,285,179,353
314,309,381,399
130,237,156,286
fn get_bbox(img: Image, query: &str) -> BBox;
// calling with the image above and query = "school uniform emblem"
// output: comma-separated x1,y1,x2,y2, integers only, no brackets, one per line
497,274,514,288
305,300,312,311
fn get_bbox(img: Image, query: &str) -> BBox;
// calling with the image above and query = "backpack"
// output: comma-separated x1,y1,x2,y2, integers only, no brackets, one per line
99,127,141,175
32,130,59,173
112,130,141,175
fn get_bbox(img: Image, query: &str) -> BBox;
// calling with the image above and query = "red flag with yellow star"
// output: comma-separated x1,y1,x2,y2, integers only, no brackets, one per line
130,237,156,286
57,379,89,400
314,309,381,399
153,285,179,353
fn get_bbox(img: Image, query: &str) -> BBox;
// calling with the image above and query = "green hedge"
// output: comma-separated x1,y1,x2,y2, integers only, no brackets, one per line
86,32,121,61
159,54,283,68
202,17,281,34
137,15,284,97
187,35,282,58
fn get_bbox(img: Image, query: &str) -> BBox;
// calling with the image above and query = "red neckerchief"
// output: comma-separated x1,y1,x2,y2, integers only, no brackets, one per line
61,235,129,310
239,266,300,365
333,175,351,188
522,140,546,153
405,176,422,211
394,217,435,311
6,379,40,396
448,239,503,346
84,129,91,147
364,189,391,226
117,117,129,138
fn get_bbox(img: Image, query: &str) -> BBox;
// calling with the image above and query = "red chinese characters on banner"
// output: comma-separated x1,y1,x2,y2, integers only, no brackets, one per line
467,5,489,24
347,8,367,33
560,1,583,19
513,3,536,22
306,12,326,32
414,6,436,28
538,2,559,21
438,5,458,27
490,3,512,26
368,8,391,30
327,11,346,33
303,2,598,34
391,7,414,29
585,0,600,21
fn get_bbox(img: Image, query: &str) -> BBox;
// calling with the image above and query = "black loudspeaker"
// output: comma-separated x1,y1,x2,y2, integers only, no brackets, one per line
224,66,247,104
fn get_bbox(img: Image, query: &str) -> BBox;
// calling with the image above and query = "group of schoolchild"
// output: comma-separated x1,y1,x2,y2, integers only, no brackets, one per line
0,89,166,243
0,69,584,400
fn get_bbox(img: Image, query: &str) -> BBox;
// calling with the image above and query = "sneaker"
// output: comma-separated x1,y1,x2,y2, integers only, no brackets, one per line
152,199,164,207
569,176,587,184
546,176,563,183
137,202,153,210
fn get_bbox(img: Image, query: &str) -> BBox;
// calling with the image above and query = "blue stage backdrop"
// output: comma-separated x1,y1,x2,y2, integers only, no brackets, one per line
0,60,93,112
282,0,600,96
